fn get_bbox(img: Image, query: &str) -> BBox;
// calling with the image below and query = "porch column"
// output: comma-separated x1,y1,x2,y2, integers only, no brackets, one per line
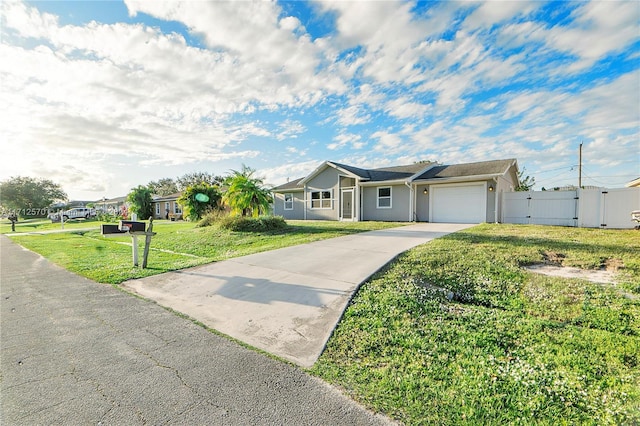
355,181,360,221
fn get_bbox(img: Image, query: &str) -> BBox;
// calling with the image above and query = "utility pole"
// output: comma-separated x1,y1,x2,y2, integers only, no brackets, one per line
578,142,582,189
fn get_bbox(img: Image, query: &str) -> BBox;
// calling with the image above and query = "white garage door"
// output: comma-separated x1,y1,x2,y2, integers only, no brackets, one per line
431,183,486,223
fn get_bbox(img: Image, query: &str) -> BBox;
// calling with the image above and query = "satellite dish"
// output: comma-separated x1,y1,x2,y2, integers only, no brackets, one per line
195,193,210,203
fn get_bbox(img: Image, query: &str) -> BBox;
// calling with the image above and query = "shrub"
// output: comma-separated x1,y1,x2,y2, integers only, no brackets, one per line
179,183,222,221
96,211,120,223
218,215,287,232
196,209,228,228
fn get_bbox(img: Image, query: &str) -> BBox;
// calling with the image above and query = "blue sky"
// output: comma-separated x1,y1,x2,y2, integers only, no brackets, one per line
1,0,638,200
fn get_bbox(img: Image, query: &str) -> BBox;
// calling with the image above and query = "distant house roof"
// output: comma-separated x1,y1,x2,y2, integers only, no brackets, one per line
273,159,516,191
99,196,127,204
626,177,640,188
153,192,183,202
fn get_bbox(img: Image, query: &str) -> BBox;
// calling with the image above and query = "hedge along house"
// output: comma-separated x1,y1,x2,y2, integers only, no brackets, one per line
272,159,519,223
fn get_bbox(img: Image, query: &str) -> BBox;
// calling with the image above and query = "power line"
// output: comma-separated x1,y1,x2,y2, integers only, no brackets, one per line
531,165,577,175
580,172,636,186
534,169,576,185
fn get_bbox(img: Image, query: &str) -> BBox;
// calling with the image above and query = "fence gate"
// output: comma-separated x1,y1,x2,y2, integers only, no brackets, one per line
502,190,578,226
503,188,640,229
579,188,640,228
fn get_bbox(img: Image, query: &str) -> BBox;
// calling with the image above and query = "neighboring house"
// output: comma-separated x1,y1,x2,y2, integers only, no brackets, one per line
96,196,128,214
272,159,519,224
626,177,640,188
152,192,183,220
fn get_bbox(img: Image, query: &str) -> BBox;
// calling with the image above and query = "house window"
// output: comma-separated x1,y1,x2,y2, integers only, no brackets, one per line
310,190,332,209
155,203,160,215
174,202,181,214
284,193,293,210
165,202,170,215
340,176,356,187
377,187,392,208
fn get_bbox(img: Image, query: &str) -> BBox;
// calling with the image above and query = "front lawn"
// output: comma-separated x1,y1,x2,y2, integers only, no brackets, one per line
0,217,105,234
8,220,406,284
312,224,640,425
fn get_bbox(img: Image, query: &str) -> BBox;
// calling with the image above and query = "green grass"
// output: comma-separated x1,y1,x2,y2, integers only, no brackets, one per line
0,217,105,234
9,220,406,284
311,224,640,425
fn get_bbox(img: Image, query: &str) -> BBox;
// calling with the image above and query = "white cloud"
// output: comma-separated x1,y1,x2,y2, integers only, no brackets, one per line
335,105,371,127
563,72,639,130
261,160,319,187
371,131,403,152
552,1,639,66
124,0,346,104
463,1,538,29
385,97,430,119
327,133,364,151
498,2,640,72
317,0,464,84
275,120,306,141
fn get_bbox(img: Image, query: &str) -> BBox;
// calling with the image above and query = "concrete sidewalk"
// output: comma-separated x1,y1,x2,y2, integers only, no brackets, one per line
124,223,473,367
0,236,393,425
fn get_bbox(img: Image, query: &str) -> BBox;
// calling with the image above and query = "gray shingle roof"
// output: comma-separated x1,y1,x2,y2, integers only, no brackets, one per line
272,177,305,191
329,162,371,179
415,159,516,180
367,163,433,181
272,159,515,190
331,161,433,181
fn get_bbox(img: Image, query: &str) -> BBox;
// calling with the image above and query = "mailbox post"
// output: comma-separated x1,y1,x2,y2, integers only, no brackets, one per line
118,220,146,266
101,219,156,268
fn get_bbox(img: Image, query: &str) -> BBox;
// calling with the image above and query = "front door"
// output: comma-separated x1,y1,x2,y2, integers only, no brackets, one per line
341,189,354,220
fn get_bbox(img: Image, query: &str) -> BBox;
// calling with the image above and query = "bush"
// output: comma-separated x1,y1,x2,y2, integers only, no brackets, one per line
219,215,287,232
196,209,227,228
96,211,120,223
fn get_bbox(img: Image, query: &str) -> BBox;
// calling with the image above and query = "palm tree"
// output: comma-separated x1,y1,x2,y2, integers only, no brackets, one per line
223,165,272,217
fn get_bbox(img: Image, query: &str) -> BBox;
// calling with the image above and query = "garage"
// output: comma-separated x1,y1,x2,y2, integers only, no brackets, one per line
430,182,486,223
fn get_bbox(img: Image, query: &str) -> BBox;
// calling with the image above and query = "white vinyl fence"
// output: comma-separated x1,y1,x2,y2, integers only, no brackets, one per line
502,187,640,229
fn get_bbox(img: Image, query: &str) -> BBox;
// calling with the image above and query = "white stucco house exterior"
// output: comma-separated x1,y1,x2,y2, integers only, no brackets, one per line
272,159,519,223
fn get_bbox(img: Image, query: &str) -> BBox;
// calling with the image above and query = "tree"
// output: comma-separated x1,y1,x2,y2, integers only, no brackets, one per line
147,178,178,196
178,183,221,221
223,165,272,217
0,176,67,218
515,167,536,192
176,172,223,191
127,185,154,220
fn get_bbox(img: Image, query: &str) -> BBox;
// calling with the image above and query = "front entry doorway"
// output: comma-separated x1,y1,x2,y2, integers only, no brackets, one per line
341,189,354,220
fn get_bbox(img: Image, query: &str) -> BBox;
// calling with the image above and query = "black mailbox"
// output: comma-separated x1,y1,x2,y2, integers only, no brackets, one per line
101,224,127,236
119,221,146,232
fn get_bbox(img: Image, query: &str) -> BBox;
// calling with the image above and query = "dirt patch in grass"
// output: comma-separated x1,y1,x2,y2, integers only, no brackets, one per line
525,264,616,284
528,255,625,284
541,250,566,265
603,257,624,271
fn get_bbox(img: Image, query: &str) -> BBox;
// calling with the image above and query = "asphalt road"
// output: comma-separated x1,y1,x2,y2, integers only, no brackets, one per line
0,236,394,425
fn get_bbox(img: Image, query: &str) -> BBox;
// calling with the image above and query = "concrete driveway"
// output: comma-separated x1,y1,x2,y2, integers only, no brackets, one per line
124,223,473,367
